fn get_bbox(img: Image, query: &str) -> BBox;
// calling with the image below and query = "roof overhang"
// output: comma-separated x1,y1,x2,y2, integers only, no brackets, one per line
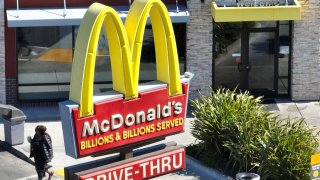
6,5,189,27
211,0,301,22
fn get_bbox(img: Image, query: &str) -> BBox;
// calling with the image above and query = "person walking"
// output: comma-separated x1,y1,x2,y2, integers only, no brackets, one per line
28,125,54,180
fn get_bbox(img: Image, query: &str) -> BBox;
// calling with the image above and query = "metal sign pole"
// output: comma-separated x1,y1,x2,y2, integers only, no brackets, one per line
63,0,67,17
176,0,179,13
16,0,19,17
119,149,134,160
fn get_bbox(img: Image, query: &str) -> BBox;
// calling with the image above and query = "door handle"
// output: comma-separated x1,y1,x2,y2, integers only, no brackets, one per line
246,65,251,71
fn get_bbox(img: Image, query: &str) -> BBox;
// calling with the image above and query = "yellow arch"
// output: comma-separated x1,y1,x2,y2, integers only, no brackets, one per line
69,0,182,117
125,0,182,97
69,3,134,117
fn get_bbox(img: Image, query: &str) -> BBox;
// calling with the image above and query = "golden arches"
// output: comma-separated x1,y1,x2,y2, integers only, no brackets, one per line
69,0,182,117
125,0,182,96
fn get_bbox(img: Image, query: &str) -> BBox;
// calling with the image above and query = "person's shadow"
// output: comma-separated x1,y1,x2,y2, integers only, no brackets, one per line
0,140,35,166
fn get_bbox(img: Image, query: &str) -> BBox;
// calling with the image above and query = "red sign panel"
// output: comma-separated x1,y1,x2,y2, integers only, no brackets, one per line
79,148,185,180
72,84,189,157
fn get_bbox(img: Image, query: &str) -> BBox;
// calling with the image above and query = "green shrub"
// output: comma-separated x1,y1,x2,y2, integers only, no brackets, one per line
190,88,319,179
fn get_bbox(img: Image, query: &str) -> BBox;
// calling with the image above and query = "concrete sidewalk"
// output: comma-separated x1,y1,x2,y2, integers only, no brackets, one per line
263,100,320,130
0,118,197,179
0,99,319,179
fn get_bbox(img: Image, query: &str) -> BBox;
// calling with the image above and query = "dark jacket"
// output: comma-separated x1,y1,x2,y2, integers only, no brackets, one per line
30,134,53,163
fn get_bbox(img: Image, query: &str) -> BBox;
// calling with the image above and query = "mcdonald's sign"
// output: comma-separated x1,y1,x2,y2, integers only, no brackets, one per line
59,0,193,158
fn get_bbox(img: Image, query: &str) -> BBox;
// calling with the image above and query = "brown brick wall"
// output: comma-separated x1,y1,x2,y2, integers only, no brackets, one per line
0,0,6,104
5,78,61,106
6,78,17,105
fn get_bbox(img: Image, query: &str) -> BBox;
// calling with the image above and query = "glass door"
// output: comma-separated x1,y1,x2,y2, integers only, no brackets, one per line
247,31,276,97
213,21,292,98
214,32,242,90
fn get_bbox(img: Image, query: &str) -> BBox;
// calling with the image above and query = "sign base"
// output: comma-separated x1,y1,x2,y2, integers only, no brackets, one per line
65,142,185,180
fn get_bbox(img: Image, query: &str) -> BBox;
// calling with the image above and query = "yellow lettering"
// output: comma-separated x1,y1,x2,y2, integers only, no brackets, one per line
179,118,184,125
81,141,86,150
98,137,104,146
161,121,166,130
166,121,171,129
140,126,146,135
123,131,128,140
79,135,115,150
150,124,155,132
109,134,114,142
174,118,179,126
170,119,175,127
157,123,162,131
103,135,109,143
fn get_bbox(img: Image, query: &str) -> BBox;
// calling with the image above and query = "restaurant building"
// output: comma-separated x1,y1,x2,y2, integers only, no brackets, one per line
0,0,319,106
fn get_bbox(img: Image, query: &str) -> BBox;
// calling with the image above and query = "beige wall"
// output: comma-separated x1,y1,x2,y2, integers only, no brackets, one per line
292,0,320,100
0,0,6,104
186,0,213,99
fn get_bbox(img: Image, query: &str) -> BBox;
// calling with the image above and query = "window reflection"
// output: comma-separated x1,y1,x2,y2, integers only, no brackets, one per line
17,26,73,101
17,24,186,102
213,21,291,97
278,21,290,95
213,22,242,30
214,32,241,89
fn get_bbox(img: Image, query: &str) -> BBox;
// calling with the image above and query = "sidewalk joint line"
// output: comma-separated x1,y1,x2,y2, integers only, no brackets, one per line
294,103,303,118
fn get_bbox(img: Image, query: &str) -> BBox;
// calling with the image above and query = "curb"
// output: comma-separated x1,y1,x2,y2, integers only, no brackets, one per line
186,155,233,180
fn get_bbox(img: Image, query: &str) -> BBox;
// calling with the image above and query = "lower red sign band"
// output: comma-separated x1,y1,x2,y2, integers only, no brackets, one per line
80,148,186,180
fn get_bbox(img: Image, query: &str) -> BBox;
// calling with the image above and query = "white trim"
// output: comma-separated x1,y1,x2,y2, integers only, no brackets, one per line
6,5,189,27
15,175,38,180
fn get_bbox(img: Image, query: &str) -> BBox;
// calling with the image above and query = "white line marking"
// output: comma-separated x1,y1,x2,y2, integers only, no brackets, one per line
15,175,37,180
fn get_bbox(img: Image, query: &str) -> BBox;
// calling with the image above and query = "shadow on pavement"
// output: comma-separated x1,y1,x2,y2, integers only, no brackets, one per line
0,140,35,166
186,103,195,118
174,168,202,178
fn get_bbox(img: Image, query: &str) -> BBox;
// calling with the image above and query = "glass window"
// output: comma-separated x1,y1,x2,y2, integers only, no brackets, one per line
139,25,157,82
93,27,113,94
214,0,294,7
248,32,275,91
174,24,187,73
214,32,241,89
278,78,288,94
278,21,290,95
213,22,242,30
278,21,290,77
17,26,73,101
249,21,277,28
17,24,186,102
139,24,186,83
